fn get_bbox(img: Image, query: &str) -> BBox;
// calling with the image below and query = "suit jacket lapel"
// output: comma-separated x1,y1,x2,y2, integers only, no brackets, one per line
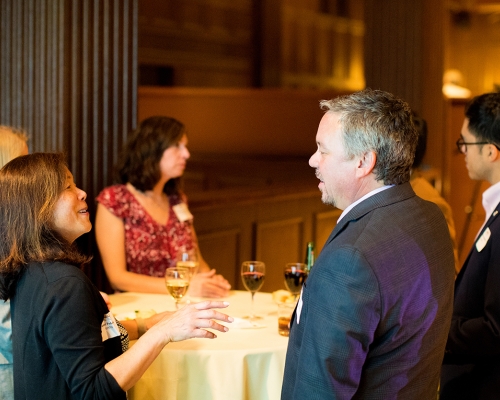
324,182,416,247
456,201,500,283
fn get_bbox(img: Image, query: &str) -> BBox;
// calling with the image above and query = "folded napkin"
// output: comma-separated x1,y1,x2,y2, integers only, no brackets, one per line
114,309,156,321
224,317,266,329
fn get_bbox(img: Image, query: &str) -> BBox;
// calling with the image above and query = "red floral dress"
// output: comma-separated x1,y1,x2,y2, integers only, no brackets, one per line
96,185,195,277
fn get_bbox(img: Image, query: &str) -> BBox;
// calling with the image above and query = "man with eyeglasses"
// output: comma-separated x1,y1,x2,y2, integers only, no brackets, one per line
441,92,500,399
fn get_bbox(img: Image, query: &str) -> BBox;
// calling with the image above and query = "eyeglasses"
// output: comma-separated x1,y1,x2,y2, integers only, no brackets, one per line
455,138,500,154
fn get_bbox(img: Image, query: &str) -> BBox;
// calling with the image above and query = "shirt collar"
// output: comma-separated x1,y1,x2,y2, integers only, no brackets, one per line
338,185,394,222
482,181,500,219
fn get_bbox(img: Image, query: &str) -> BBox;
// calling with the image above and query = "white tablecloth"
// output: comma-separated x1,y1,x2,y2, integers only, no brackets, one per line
109,291,289,400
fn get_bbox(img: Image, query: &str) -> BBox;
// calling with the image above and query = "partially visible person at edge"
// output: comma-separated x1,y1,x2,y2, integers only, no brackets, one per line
0,128,113,400
441,92,500,399
410,114,460,276
281,89,455,399
95,116,231,297
0,152,232,399
0,126,28,400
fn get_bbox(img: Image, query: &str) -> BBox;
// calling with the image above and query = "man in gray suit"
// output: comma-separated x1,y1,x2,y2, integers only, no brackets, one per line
281,89,455,399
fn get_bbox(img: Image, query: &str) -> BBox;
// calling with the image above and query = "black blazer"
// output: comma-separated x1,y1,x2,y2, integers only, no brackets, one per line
282,183,455,399
441,201,500,400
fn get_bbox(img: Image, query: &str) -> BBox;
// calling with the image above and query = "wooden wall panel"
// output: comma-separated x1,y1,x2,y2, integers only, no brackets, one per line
137,87,344,157
197,228,241,289
447,9,500,96
191,184,333,295
0,0,138,291
138,0,254,87
364,0,422,111
421,0,446,178
255,217,303,293
280,4,364,90
364,0,446,188
314,209,341,255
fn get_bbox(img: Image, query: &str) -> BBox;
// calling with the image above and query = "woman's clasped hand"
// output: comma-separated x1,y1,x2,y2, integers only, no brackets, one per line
189,269,232,298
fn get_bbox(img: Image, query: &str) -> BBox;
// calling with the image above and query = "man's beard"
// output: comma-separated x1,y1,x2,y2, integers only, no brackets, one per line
316,169,336,207
321,189,337,208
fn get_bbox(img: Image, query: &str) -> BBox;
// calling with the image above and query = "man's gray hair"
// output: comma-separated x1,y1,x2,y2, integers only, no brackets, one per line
320,88,417,185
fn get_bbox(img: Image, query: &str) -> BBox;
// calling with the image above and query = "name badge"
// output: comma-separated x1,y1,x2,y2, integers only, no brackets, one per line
173,203,193,222
101,312,120,341
476,227,491,253
296,287,304,324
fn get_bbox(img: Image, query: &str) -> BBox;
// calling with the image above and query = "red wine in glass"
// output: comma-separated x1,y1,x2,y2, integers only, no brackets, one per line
241,261,265,320
284,263,308,298
242,271,265,292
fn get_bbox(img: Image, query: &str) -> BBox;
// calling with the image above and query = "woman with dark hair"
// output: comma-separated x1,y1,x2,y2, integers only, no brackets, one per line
0,153,232,399
0,125,28,400
95,116,230,296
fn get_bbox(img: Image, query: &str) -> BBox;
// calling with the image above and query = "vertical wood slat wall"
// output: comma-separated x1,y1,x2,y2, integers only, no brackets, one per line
363,0,446,185
281,3,365,91
363,0,422,112
0,0,138,290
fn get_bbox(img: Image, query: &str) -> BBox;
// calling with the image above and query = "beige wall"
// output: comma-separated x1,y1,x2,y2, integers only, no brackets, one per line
138,86,348,156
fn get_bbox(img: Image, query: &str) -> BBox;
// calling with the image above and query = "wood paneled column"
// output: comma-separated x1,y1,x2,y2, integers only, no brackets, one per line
0,0,138,290
364,0,446,175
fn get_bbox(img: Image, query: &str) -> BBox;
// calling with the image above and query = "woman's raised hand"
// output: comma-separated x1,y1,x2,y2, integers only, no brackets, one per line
151,301,233,343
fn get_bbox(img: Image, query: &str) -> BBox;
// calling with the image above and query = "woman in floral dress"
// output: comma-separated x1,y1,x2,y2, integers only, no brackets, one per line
95,116,230,297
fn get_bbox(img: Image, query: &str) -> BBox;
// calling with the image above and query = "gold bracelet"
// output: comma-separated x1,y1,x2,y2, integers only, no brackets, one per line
136,316,148,338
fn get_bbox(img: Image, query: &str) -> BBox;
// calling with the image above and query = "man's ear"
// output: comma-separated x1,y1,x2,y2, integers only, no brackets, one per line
356,151,377,178
488,144,500,162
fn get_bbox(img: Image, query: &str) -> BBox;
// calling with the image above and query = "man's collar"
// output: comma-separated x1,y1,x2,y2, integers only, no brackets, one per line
323,182,415,248
482,181,500,218
338,184,394,223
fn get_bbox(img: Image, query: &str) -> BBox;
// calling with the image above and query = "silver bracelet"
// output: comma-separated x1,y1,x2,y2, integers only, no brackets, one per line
136,316,148,338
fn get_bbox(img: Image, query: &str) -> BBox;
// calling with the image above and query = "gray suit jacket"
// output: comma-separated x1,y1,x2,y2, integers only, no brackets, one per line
281,182,455,399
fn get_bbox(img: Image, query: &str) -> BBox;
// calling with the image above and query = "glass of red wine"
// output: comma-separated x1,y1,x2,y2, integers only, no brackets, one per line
284,263,308,300
241,261,266,320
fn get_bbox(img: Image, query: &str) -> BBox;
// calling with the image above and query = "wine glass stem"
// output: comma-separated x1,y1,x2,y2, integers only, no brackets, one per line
251,292,255,318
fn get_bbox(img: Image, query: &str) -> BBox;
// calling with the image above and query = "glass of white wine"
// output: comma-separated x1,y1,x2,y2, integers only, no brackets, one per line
176,249,199,280
176,249,199,303
165,267,190,310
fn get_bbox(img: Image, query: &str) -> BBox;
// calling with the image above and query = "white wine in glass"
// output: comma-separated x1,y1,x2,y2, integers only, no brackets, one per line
176,250,199,280
241,261,265,320
165,268,190,309
176,249,199,303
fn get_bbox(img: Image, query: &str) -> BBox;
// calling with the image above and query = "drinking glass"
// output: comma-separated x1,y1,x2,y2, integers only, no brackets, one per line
176,249,199,279
284,263,308,300
277,301,296,337
165,268,190,310
241,261,265,320
176,249,199,303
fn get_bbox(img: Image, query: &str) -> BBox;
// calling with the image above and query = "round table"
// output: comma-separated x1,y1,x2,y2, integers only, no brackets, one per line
109,290,289,400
